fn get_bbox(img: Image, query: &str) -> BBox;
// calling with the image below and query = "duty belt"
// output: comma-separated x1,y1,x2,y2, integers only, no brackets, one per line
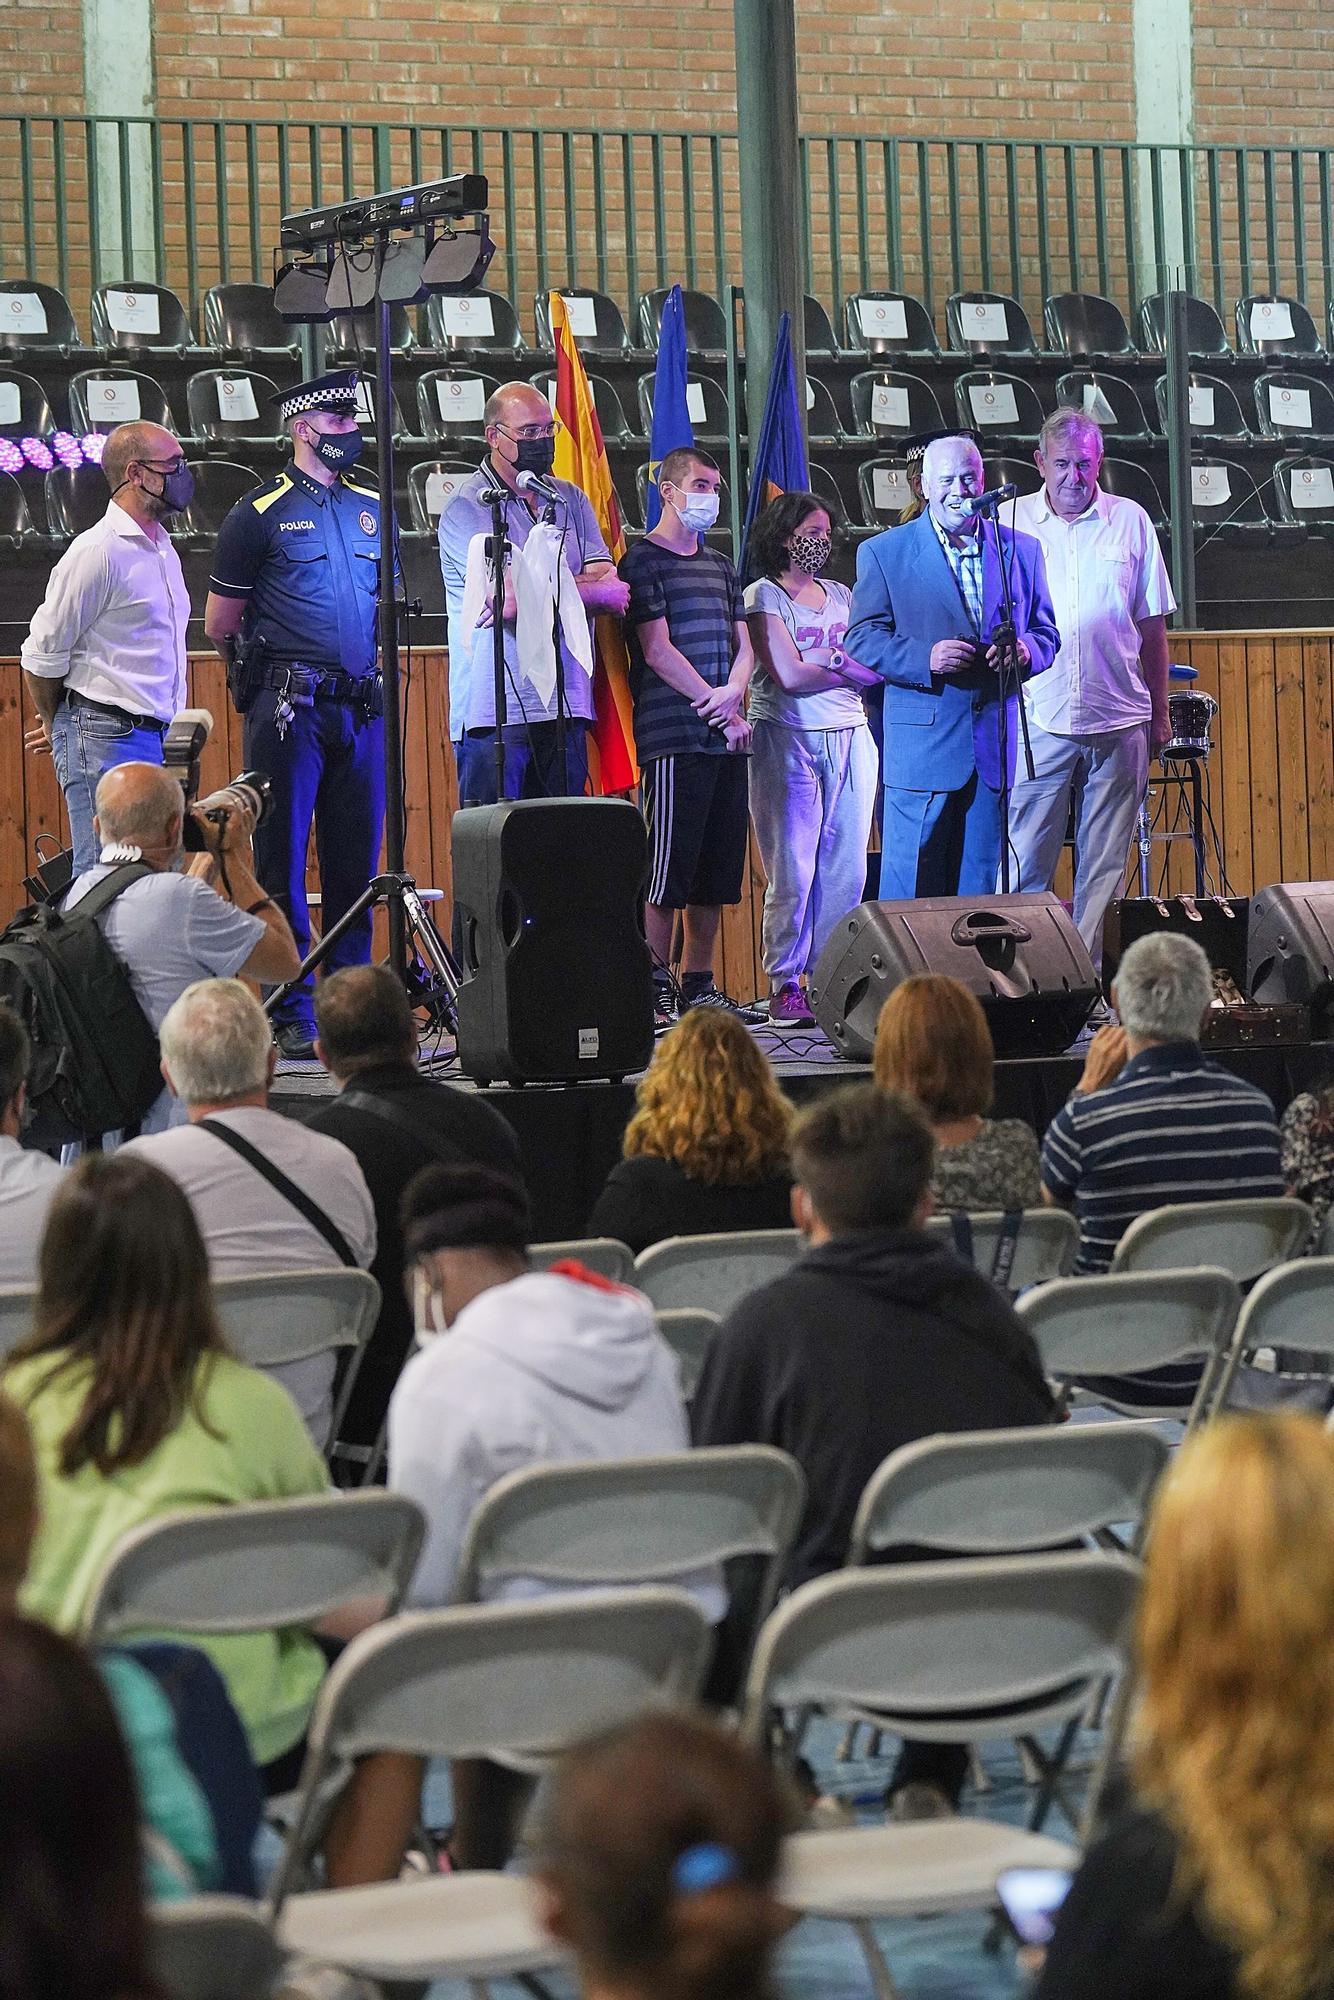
261,661,376,702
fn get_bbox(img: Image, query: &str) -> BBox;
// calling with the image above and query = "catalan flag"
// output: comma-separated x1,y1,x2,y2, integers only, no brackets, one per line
550,291,638,791
739,310,810,578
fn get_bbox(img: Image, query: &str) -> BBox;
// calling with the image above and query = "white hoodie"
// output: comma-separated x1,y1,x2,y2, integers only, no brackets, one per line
388,1265,724,1617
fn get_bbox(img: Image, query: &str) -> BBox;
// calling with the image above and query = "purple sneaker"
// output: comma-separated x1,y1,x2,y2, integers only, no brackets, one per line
769,980,815,1025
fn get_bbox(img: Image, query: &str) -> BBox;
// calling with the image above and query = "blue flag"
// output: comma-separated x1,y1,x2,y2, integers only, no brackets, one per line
739,311,810,578
645,283,694,530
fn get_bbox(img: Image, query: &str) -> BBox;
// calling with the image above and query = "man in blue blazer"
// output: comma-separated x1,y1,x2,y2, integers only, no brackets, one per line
845,434,1060,898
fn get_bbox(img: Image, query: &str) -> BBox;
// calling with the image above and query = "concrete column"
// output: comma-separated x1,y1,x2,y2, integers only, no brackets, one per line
1133,0,1194,291
83,0,157,283
732,0,807,451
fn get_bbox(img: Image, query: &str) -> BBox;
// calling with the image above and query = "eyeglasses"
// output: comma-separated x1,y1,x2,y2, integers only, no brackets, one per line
496,421,557,442
137,456,187,475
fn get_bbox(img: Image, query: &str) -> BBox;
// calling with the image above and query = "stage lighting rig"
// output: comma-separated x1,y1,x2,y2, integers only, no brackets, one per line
274,172,495,321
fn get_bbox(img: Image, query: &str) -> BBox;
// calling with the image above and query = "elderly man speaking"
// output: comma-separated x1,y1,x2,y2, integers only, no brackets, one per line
845,432,1059,899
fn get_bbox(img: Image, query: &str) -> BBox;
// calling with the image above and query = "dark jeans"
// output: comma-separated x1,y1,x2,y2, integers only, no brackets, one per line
456,719,590,803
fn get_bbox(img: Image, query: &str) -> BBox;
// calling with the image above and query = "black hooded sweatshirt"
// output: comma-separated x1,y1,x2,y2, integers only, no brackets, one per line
690,1226,1057,1588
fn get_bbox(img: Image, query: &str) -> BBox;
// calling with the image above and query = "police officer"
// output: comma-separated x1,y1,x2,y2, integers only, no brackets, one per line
204,370,385,1060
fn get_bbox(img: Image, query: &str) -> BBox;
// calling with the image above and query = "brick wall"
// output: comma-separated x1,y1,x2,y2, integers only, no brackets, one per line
1193,3,1334,144
0,0,83,115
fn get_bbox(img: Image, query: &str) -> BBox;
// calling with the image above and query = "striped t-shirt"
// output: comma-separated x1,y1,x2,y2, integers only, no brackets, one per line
1040,1043,1284,1275
620,537,746,761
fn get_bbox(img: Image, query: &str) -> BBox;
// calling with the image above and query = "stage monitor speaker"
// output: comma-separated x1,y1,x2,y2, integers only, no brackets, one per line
808,892,1098,1061
1247,880,1334,1032
452,797,654,1086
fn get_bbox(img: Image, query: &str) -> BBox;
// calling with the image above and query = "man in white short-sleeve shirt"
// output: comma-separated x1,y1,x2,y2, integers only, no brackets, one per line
1009,411,1176,966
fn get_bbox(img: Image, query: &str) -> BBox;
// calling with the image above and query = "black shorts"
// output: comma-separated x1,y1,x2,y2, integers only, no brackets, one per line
642,752,749,909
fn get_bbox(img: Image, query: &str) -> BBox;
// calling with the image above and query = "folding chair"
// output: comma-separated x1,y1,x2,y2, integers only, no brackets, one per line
1209,1255,1334,1413
0,1284,35,1359
923,1207,1079,1290
633,1229,802,1313
1109,1196,1312,1283
81,1491,425,1647
150,1897,285,2000
655,1306,721,1399
212,1268,381,1457
527,1236,635,1282
1017,1267,1241,1426
743,1554,1139,2000
268,1589,714,1987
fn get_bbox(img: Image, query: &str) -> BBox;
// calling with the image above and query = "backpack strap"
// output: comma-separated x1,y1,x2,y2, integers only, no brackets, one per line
947,1210,975,1265
336,1086,469,1168
61,860,157,920
197,1117,358,1267
988,1208,1024,1290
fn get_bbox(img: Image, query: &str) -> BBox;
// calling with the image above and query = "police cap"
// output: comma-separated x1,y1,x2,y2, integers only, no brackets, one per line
271,369,363,423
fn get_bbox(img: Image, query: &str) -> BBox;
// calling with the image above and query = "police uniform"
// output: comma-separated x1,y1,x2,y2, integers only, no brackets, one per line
208,371,385,1047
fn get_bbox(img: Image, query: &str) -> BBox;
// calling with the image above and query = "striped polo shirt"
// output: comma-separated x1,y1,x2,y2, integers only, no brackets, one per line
1041,1043,1284,1275
620,537,746,762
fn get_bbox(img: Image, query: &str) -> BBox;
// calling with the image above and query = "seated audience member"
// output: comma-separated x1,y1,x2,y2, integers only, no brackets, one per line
1041,932,1284,1273
306,964,523,1453
538,1711,794,2000
389,1162,718,1868
124,977,376,1440
587,1008,793,1255
872,973,1042,1211
0,1002,63,1285
63,762,300,1132
1280,1076,1334,1249
1036,1413,1334,2000
691,1084,1053,1814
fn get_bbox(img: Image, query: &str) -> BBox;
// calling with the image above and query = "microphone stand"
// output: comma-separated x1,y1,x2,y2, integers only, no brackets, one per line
971,492,1035,896
477,474,510,801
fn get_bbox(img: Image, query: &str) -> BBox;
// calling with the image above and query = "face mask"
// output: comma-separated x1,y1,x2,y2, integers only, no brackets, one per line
789,529,831,575
120,462,194,515
304,426,363,473
513,433,556,479
673,490,720,533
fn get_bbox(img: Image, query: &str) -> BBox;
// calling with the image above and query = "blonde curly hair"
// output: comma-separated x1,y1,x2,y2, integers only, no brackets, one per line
1132,1412,1334,2000
621,1007,792,1186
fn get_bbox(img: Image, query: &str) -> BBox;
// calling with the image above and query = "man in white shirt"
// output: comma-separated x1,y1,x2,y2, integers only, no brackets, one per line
0,1005,63,1287
1009,412,1176,966
125,977,376,1440
22,422,194,876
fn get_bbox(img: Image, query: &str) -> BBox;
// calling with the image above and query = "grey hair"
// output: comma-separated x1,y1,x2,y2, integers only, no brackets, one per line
94,763,182,847
921,433,983,482
1039,409,1104,459
159,978,272,1106
1113,932,1214,1043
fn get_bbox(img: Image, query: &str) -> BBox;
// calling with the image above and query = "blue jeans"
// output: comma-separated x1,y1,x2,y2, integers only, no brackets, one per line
50,698,166,876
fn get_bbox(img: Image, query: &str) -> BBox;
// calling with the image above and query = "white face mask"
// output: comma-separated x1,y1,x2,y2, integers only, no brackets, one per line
671,488,720,533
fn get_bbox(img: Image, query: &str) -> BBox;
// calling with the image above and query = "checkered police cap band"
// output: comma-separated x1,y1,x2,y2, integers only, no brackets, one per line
271,372,362,422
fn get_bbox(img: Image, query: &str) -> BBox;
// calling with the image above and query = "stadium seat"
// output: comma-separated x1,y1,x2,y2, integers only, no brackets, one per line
1153,370,1251,441
1138,291,1232,364
44,462,111,538
955,367,1046,440
528,365,638,440
808,459,849,527
848,368,944,441
1043,292,1136,360
425,289,525,355
0,279,82,354
91,281,196,355
0,469,38,547
635,463,732,530
982,454,1043,498
1186,455,1273,540
636,286,728,357
1252,369,1334,441
326,303,416,360
946,289,1039,359
803,294,840,356
1055,368,1154,440
407,457,475,533
185,368,282,448
534,287,633,355
183,459,262,536
1272,453,1334,532
69,367,179,437
1099,455,1167,526
636,370,730,438
857,456,915,526
349,376,409,441
1234,292,1324,359
415,366,498,443
805,374,844,441
0,367,54,440
843,290,939,357
203,281,302,359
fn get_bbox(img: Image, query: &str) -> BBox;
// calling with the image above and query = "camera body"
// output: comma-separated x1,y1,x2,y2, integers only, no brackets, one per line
161,708,272,851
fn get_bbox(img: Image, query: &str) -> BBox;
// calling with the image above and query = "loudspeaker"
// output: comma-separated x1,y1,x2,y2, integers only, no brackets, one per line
1247,881,1334,1031
452,797,654,1086
808,892,1099,1061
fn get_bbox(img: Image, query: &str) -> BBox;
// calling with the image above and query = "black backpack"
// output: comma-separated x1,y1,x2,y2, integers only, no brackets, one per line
0,863,164,1142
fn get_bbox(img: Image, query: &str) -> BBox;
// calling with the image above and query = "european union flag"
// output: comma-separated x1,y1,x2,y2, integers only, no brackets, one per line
739,311,811,577
645,283,694,530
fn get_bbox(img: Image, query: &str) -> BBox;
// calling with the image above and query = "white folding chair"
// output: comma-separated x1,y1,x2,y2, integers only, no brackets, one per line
150,1897,285,2000
1320,1208,1334,1258
1109,1196,1312,1282
528,1236,635,1281
1210,1254,1334,1411
654,1306,721,1398
213,1268,381,1456
268,1589,714,1988
924,1207,1079,1290
743,1553,1139,2000
1016,1267,1241,1426
633,1229,802,1313
0,1284,35,1359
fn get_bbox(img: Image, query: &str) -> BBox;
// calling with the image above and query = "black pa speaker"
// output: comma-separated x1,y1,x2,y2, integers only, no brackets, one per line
1247,880,1334,1032
808,892,1099,1060
452,797,654,1085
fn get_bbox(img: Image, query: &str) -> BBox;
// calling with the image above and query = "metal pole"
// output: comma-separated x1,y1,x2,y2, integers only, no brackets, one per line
1164,286,1197,626
375,289,408,979
733,0,808,453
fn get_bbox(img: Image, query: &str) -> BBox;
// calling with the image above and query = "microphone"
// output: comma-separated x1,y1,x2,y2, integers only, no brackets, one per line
516,468,562,504
963,481,1019,516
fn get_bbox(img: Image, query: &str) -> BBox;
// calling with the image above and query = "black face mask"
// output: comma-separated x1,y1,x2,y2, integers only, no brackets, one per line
305,426,364,473
512,433,556,478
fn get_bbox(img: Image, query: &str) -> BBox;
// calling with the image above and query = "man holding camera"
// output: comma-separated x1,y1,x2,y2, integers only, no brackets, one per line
203,370,385,1061
846,433,1059,898
62,763,300,1132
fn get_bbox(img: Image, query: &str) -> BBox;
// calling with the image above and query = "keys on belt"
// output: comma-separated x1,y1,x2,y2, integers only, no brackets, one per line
261,662,383,738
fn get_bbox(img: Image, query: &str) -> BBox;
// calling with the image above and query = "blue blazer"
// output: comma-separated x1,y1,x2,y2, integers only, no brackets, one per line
845,511,1060,792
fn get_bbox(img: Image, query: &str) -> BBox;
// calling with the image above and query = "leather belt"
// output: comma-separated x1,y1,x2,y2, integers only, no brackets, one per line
66,688,169,733
261,662,375,702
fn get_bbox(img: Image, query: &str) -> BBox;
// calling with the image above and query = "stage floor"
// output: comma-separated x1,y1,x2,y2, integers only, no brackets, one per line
273,1023,1334,1242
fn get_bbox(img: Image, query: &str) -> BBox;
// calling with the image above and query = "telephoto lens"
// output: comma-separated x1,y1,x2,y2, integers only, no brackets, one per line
182,771,273,850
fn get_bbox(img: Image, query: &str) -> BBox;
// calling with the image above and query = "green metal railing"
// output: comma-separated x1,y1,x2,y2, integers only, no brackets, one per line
3,115,1334,332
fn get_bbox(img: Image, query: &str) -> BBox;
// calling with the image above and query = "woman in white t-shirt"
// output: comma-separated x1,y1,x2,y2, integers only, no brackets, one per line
744,496,881,1024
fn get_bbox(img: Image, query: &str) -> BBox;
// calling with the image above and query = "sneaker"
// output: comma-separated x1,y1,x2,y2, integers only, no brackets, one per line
769,980,815,1026
682,983,769,1026
652,980,678,1032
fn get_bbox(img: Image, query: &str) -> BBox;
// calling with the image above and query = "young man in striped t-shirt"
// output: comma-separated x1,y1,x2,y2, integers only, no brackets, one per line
1041,930,1283,1274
